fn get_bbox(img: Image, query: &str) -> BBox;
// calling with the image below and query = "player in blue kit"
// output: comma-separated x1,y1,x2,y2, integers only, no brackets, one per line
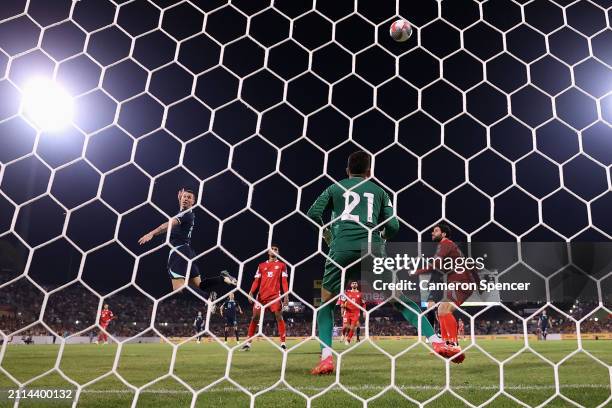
138,187,237,299
220,292,243,342
539,311,549,340
194,311,204,343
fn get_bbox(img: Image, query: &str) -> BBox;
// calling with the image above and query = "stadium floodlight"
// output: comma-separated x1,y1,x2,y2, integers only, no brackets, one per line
21,78,73,131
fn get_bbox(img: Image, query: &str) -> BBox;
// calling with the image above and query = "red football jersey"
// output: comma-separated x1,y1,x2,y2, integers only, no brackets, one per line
250,260,289,300
416,238,477,284
100,309,114,325
341,290,365,313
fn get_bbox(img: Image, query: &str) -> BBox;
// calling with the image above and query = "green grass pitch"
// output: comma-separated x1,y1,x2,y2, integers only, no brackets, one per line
0,339,609,407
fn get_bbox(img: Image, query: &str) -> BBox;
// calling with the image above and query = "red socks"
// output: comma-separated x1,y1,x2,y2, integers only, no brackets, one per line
247,320,257,339
278,319,286,342
439,313,458,343
248,319,286,343
347,329,354,342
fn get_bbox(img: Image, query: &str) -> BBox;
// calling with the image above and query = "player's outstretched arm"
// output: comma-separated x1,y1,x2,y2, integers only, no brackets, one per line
138,218,179,245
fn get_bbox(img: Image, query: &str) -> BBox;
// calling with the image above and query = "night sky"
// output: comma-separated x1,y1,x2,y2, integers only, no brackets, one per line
0,0,611,311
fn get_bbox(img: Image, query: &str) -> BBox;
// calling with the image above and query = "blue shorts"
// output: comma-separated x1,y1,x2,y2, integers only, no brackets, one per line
168,245,200,279
225,317,237,326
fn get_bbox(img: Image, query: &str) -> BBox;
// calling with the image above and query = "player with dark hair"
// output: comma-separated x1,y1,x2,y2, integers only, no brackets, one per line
138,187,237,300
241,245,289,351
340,281,365,345
307,151,453,375
194,311,204,343
96,304,116,344
220,292,242,342
415,222,479,363
539,311,549,340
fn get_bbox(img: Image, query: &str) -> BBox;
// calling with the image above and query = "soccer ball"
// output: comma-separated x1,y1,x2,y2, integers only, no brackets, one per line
390,19,413,42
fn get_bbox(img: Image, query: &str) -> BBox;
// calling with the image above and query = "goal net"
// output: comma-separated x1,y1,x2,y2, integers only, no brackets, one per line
0,0,610,407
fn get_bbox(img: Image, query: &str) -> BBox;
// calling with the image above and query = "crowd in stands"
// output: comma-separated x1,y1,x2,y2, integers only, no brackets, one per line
2,281,610,341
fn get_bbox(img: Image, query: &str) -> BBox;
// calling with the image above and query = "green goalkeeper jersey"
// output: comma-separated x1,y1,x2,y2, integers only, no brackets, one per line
306,177,400,251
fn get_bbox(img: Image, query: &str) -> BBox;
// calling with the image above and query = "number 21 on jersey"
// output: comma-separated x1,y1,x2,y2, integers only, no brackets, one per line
341,191,374,223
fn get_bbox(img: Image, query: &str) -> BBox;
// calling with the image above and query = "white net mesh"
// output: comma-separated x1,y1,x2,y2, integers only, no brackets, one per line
0,0,610,407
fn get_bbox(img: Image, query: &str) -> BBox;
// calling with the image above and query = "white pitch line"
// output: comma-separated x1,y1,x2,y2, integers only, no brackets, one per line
47,384,610,394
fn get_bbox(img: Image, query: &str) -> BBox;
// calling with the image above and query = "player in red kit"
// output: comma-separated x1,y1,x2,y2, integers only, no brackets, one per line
96,304,116,344
458,318,465,341
240,245,289,351
416,223,479,363
336,297,347,342
340,281,365,345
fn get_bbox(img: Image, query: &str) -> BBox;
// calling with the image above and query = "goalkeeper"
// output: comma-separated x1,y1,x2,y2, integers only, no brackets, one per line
307,151,460,375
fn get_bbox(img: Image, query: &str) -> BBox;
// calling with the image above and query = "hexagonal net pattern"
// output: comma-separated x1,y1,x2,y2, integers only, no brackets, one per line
0,0,611,407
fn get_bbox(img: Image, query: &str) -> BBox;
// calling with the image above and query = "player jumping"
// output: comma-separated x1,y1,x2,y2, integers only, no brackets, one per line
240,245,289,351
307,151,454,375
539,311,549,340
138,187,237,300
96,304,116,344
416,223,480,364
220,292,243,342
339,281,365,345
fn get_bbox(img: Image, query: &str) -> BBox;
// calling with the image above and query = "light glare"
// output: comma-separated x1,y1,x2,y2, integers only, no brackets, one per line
22,78,73,131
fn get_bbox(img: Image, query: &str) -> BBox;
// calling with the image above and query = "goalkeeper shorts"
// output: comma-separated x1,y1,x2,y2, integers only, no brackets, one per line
322,249,363,294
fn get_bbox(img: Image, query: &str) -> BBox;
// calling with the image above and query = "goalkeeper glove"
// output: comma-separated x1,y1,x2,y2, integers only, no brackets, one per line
323,228,332,246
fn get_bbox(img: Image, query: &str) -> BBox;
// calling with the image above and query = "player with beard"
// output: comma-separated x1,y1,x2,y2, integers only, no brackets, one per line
415,223,480,364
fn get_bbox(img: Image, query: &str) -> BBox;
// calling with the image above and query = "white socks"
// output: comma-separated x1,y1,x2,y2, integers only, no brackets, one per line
428,334,442,343
321,347,332,360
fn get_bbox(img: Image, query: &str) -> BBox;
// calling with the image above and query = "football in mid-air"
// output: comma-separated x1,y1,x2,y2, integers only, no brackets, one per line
389,19,413,42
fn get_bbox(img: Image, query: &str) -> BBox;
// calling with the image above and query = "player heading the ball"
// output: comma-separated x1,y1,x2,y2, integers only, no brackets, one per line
138,187,238,300
307,151,457,375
